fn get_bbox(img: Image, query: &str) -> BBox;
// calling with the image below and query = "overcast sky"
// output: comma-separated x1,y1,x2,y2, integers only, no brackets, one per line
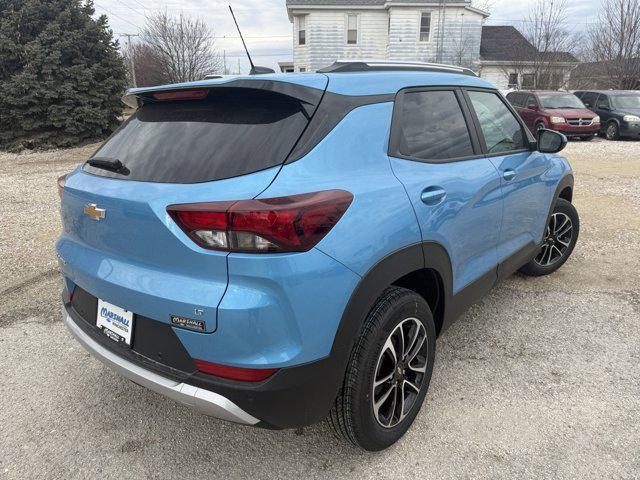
94,0,602,74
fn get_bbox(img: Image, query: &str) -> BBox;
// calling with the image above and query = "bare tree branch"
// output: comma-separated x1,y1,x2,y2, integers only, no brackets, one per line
140,11,221,84
502,0,579,90
587,0,640,89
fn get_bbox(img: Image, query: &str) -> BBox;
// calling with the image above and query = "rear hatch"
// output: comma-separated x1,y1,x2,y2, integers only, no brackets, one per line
57,76,328,333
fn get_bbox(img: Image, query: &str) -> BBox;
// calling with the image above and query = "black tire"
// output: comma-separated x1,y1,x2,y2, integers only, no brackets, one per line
519,198,579,277
328,287,436,451
605,121,619,140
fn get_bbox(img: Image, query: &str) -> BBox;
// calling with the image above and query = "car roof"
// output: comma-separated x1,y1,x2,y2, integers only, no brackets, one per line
576,90,640,95
125,70,496,101
515,90,575,95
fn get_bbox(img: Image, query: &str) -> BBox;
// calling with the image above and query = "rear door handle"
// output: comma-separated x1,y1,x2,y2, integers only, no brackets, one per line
503,169,516,182
421,186,446,205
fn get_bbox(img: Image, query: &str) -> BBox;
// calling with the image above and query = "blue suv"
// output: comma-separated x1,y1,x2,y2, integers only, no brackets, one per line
57,61,579,451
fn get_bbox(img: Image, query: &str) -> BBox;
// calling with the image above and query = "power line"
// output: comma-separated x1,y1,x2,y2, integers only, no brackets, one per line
94,2,140,30
111,0,146,18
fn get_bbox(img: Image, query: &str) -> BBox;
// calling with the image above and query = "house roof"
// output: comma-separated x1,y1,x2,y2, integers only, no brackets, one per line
480,25,577,63
286,0,470,6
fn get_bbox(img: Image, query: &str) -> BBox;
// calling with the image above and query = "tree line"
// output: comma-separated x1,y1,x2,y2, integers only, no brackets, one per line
498,0,640,90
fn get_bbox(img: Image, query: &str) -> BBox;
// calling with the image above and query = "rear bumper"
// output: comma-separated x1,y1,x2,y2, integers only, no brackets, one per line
64,313,260,425
63,297,346,429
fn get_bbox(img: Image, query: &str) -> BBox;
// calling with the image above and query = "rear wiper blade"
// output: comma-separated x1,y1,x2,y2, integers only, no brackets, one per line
87,157,130,175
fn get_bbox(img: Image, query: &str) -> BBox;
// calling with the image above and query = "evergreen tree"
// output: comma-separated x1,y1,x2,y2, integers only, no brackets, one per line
0,0,127,151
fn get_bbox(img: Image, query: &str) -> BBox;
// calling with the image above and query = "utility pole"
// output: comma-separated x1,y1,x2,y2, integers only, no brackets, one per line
121,33,139,87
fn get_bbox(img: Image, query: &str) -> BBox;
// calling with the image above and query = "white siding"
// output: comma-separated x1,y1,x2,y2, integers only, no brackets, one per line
293,10,389,71
479,65,574,91
290,6,484,71
387,6,483,68
479,66,510,90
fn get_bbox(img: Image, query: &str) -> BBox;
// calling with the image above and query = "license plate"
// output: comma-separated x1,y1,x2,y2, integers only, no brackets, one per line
97,299,134,346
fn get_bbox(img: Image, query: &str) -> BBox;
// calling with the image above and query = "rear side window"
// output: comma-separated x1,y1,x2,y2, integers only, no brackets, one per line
395,90,474,161
467,91,528,154
85,88,312,183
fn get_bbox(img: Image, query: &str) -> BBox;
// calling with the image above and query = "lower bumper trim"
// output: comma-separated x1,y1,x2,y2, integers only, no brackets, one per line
64,314,260,426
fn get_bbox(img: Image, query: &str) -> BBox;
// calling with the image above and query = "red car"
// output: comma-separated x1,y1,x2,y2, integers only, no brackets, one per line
506,90,600,140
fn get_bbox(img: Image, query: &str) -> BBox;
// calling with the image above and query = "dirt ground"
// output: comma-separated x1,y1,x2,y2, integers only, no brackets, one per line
0,139,638,479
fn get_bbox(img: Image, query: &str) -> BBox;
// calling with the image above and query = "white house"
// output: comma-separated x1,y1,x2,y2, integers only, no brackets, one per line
284,0,578,90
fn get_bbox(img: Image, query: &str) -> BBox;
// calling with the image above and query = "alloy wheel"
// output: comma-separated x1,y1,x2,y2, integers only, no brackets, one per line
535,212,573,267
606,123,618,140
372,318,429,428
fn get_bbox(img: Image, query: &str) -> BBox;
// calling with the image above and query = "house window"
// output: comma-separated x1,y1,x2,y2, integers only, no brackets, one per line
419,12,431,42
347,14,358,44
538,74,551,89
508,73,518,89
522,74,535,89
297,16,306,45
299,67,306,72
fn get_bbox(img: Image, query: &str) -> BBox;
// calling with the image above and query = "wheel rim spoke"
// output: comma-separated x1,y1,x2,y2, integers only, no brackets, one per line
374,371,394,388
534,212,573,267
372,317,429,429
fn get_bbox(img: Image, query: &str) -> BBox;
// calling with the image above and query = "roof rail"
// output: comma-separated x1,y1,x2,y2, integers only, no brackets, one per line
317,60,478,77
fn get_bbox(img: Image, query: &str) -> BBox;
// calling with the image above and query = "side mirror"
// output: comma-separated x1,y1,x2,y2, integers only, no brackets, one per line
527,104,537,110
537,129,567,154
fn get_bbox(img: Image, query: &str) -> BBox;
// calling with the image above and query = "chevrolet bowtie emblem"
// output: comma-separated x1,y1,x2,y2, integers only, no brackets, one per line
84,203,106,220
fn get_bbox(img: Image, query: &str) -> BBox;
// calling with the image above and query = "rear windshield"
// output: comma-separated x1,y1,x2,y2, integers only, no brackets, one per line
85,88,311,183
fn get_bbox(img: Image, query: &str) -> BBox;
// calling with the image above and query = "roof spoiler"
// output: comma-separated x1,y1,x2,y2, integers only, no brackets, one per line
121,79,323,116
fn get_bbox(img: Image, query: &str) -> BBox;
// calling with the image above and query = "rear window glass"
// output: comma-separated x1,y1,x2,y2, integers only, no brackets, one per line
396,90,474,161
85,88,311,183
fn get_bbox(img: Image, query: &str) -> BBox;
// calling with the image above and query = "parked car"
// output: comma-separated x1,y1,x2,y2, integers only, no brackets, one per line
575,90,640,140
57,61,579,451
506,90,600,140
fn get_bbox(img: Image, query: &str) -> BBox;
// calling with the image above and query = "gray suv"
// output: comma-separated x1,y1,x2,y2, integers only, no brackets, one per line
575,90,640,140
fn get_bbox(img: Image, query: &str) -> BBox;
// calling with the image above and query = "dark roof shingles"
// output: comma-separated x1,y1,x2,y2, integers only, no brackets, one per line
480,25,577,63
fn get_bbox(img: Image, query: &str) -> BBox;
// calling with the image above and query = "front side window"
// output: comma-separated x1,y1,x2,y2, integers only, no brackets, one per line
467,91,528,155
526,95,538,108
596,95,610,109
396,90,474,161
297,16,306,45
420,12,431,41
581,92,598,108
347,14,358,44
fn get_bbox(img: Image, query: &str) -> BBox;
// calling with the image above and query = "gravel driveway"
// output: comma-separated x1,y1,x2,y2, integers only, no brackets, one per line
0,139,638,479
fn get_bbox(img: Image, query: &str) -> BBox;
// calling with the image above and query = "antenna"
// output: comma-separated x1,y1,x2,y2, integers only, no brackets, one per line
228,5,275,75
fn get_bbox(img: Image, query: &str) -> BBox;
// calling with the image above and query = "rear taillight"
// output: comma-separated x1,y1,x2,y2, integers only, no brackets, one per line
57,174,68,198
167,190,353,253
194,359,278,382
